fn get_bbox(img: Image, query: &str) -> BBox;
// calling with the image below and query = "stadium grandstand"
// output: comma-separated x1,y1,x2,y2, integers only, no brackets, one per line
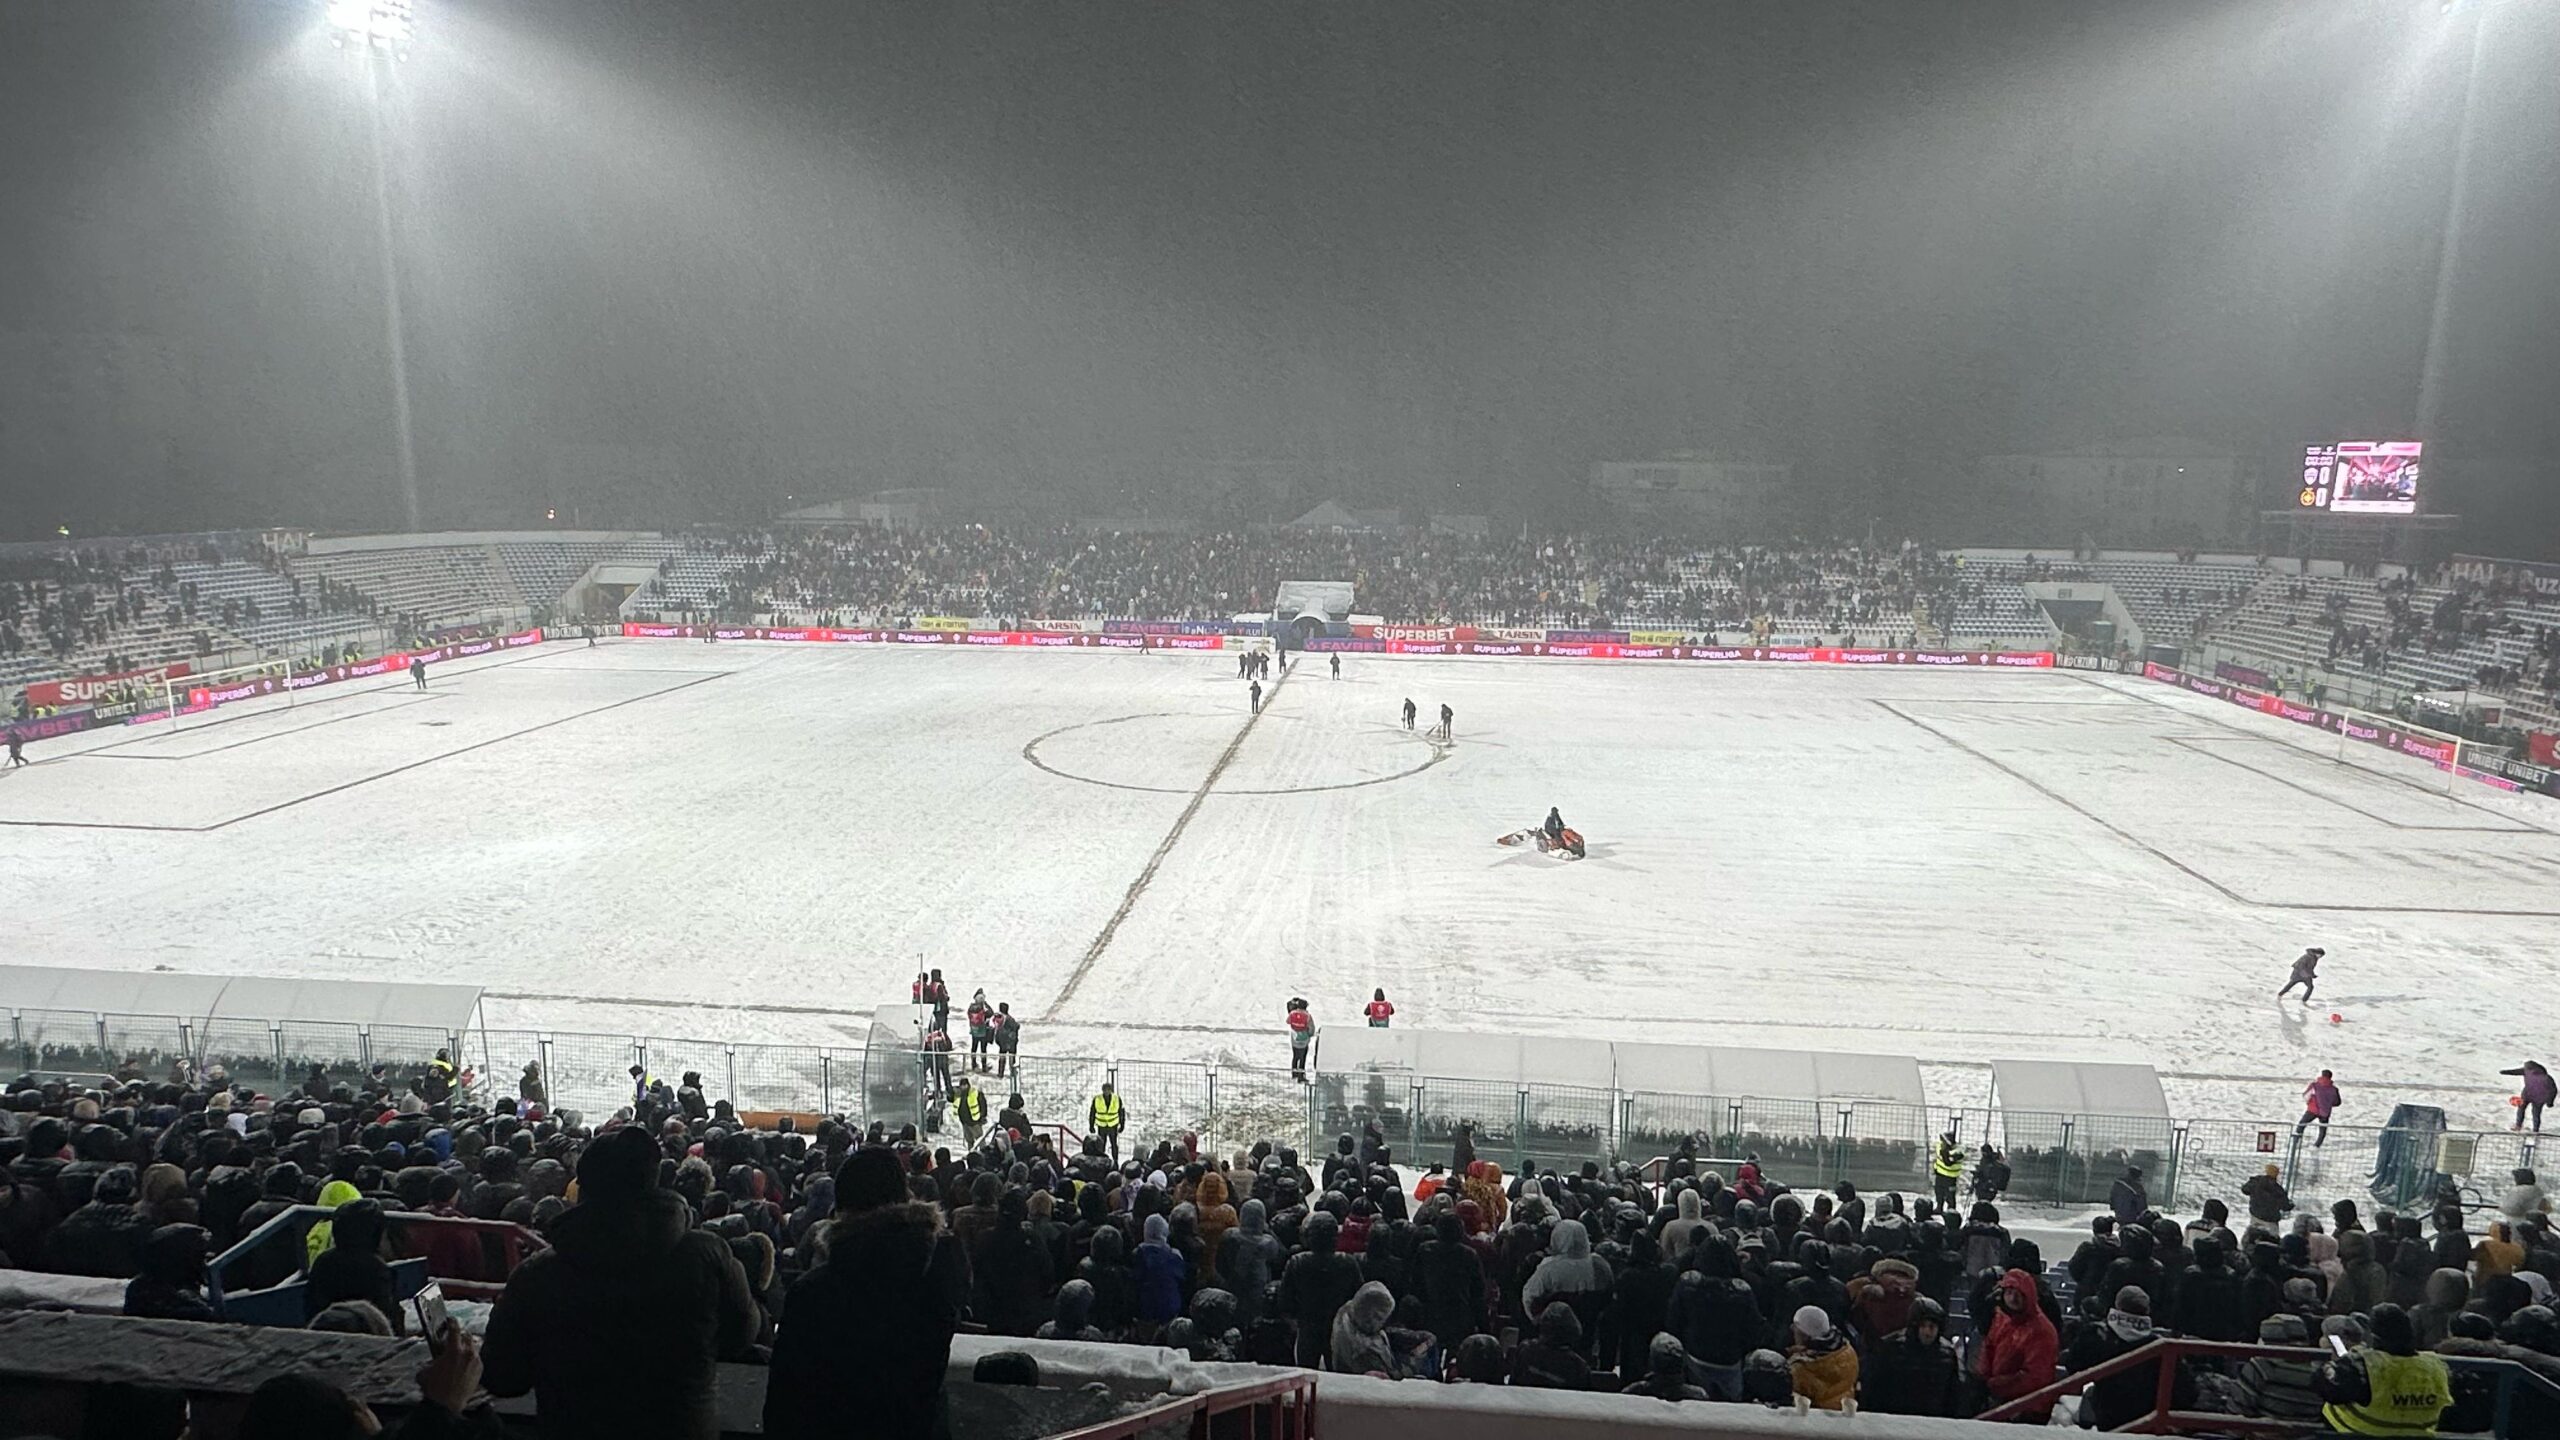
12,526,2560,741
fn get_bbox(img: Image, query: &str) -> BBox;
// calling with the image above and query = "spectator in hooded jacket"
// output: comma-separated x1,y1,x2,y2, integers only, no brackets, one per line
1622,1334,1712,1402
1133,1212,1187,1335
2332,1227,2392,1315
1329,1280,1397,1374
1521,1217,1612,1355
1861,1296,1961,1416
483,1125,758,1440
1511,1303,1593,1389
1216,1199,1284,1326
1979,1267,2061,1422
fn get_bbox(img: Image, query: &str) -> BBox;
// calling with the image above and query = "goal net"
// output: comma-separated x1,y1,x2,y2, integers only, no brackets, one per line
2333,706,2469,793
155,657,309,727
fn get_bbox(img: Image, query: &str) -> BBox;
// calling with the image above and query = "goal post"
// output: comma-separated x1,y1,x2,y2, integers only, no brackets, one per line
2333,706,2467,793
158,656,306,727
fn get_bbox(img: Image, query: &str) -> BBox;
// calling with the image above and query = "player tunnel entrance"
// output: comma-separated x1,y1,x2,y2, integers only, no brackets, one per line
1272,579,1354,651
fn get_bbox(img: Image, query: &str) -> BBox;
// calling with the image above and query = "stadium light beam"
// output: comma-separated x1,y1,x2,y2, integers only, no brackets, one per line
2414,0,2491,444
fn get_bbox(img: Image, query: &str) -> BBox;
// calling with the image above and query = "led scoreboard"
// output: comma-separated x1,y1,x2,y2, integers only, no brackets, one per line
2298,441,2421,515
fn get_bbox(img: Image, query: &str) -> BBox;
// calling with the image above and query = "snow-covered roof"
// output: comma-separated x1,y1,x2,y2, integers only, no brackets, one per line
0,964,482,1034
1989,1058,2169,1118
1617,1042,1924,1105
1316,1030,1923,1104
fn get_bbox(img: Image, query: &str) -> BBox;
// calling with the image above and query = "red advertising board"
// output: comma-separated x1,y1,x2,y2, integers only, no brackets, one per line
25,661,192,710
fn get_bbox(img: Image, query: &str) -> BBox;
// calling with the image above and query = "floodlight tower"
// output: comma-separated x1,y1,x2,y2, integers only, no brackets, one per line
326,0,423,532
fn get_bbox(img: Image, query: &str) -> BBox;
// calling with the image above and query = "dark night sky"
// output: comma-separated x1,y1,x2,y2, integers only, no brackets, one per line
0,0,2553,544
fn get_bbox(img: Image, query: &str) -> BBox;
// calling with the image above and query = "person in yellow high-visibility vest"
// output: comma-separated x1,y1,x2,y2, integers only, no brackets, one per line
1931,1133,1963,1211
2316,1303,2450,1437
1088,1083,1125,1163
953,1075,988,1149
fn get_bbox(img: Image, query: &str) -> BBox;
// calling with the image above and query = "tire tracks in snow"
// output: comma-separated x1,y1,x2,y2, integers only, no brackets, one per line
1039,665,1289,1022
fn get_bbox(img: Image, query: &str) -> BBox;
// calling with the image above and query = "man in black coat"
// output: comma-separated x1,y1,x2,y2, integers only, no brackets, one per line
2109,1166,2149,1226
123,1224,219,1323
2068,1216,2120,1298
765,1147,969,1440
2170,1235,2249,1341
483,1125,759,1440
2098,1224,2168,1318
1415,1213,1488,1352
1861,1297,1962,1416
304,1198,402,1334
1278,1213,1364,1368
42,1164,152,1278
1603,1230,1678,1382
1665,1241,1765,1398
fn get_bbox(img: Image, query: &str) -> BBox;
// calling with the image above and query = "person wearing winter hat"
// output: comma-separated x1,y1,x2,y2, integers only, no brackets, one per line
2069,1286,2195,1428
2234,1313,2325,1422
1786,1303,1857,1410
482,1125,758,1440
2318,1302,2450,1437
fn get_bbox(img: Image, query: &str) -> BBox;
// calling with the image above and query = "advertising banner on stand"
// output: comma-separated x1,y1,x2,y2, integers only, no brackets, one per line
25,662,192,711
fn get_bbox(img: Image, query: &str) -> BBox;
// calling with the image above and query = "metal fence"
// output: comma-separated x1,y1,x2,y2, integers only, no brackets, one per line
12,1005,2549,1217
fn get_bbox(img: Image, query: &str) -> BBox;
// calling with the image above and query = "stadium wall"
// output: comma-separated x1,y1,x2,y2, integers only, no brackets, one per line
3,627,549,742
2140,662,2560,798
620,622,2056,669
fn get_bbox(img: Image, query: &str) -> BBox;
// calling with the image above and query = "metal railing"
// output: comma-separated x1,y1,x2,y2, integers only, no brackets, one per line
1976,1334,2560,1437
12,1004,2548,1221
1042,1368,1315,1440
207,1203,546,1317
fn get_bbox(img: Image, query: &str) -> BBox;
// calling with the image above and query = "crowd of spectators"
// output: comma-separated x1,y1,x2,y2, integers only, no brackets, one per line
0,549,191,670
8,1053,2560,1439
662,524,1982,640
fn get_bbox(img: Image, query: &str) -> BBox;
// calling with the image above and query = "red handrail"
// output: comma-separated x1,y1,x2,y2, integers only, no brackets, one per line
1037,1369,1316,1440
1975,1334,2559,1435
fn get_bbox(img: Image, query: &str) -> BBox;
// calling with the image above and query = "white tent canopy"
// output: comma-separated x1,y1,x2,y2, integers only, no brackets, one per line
0,964,483,1035
1616,1042,1925,1105
1316,1029,1924,1105
1989,1058,2169,1118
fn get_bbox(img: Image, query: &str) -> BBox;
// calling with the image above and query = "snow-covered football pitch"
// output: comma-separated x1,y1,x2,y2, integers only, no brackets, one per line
3,637,2554,1126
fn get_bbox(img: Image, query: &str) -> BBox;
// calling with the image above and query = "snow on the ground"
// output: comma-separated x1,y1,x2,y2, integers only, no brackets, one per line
4,639,2553,1148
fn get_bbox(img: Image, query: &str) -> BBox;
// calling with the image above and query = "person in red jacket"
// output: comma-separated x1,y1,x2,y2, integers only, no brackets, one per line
1364,989,1395,1028
2296,1070,2342,1149
1286,998,1315,1082
1980,1267,2060,1422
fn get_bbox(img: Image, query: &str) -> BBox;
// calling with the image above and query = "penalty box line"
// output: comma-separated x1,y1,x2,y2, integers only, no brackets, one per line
0,671,733,834
1872,699,2560,918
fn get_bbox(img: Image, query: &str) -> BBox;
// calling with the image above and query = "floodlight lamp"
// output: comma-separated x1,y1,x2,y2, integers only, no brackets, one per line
326,0,415,55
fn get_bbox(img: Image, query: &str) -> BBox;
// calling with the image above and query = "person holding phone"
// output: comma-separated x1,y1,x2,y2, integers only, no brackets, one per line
235,1325,490,1438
